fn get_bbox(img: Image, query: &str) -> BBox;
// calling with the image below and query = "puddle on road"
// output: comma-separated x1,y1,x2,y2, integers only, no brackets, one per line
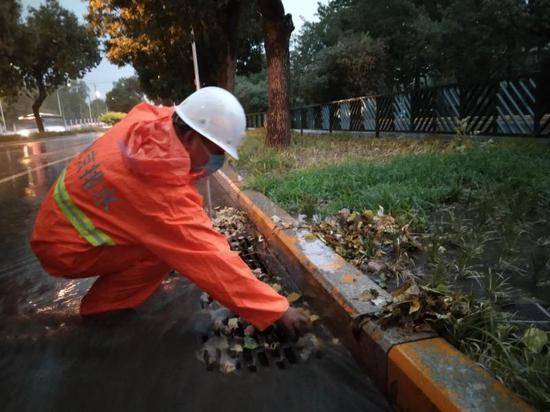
0,134,97,180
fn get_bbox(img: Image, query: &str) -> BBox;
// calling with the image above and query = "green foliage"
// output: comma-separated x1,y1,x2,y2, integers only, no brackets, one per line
435,301,550,410
0,0,23,97
237,131,550,228
438,0,536,84
292,31,387,104
90,98,107,118
235,70,268,112
1,0,101,131
99,111,126,125
53,80,92,120
88,0,263,102
20,0,100,95
1,80,103,126
106,76,144,113
291,0,550,104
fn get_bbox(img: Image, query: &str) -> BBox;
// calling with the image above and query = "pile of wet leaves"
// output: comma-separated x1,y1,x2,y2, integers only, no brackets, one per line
197,207,322,374
368,279,465,332
312,206,422,288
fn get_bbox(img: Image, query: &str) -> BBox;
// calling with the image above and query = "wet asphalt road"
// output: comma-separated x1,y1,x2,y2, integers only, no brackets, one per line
0,133,390,412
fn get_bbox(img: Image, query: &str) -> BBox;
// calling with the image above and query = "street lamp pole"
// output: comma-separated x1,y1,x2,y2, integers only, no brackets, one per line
0,99,7,133
56,89,67,129
87,97,93,122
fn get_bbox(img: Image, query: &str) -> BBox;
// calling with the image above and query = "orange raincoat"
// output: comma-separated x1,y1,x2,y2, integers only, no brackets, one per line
31,103,288,330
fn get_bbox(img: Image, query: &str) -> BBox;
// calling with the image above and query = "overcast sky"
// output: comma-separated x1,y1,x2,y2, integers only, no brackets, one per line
20,0,324,99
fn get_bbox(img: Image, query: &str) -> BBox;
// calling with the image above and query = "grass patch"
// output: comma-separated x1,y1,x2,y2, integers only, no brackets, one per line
237,131,550,229
0,127,105,143
436,299,550,410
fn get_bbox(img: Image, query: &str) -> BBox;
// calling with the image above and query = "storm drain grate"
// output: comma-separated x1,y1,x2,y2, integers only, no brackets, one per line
199,298,322,374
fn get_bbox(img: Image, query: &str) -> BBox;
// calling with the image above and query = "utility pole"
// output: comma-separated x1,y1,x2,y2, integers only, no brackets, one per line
56,89,67,129
190,28,214,218
0,99,7,133
87,97,93,122
93,83,103,117
191,29,201,91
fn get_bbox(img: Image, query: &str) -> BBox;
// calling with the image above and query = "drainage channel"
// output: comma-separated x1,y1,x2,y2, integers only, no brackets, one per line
199,207,332,375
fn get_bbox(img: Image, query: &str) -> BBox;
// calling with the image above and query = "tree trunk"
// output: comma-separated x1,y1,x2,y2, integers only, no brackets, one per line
217,46,237,91
32,78,47,133
217,0,240,91
258,0,294,148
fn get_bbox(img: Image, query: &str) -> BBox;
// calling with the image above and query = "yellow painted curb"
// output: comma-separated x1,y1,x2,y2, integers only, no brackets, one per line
388,338,532,411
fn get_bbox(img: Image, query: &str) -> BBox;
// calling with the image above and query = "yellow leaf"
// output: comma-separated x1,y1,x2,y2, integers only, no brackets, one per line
309,314,320,322
409,298,421,314
287,292,302,303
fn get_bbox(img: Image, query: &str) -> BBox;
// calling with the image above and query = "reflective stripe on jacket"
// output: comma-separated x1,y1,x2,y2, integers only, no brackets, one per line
53,168,115,246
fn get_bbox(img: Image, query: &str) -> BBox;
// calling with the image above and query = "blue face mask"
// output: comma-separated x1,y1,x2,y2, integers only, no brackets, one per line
202,154,225,176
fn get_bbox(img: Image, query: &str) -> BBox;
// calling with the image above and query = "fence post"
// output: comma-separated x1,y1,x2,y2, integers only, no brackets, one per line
300,108,305,136
534,75,541,136
534,71,550,137
329,104,334,134
410,91,416,133
375,96,380,138
492,82,499,135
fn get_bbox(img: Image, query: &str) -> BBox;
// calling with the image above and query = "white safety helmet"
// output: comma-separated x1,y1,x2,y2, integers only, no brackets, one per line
174,86,246,159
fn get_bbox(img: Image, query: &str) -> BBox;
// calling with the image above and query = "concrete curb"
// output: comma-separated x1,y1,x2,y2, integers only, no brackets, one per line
212,170,533,412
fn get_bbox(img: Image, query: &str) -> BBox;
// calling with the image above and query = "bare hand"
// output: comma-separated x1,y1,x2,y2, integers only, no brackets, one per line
276,307,310,338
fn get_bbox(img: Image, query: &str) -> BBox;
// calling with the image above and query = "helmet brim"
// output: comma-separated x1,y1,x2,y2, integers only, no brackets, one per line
175,107,240,160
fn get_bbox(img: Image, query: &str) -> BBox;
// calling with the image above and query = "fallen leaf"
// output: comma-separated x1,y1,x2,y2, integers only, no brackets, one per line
304,233,317,241
244,336,259,350
230,344,243,353
287,292,302,303
339,208,350,219
522,327,548,354
359,288,380,301
409,298,421,314
227,318,239,330
366,260,386,273
392,281,420,303
270,283,282,293
309,314,320,322
221,360,237,374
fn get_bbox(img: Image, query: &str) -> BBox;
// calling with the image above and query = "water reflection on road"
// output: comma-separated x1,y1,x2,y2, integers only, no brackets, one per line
0,133,390,412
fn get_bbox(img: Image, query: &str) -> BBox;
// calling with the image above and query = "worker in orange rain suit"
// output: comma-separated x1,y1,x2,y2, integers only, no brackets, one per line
31,86,309,334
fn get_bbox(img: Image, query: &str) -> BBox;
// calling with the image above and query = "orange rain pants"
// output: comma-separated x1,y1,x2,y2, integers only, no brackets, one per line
31,103,288,330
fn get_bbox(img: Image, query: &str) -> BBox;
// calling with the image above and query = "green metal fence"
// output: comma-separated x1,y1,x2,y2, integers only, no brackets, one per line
247,73,550,137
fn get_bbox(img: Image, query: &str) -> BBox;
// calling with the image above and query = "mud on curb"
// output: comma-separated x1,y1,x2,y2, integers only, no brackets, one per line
210,170,533,412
